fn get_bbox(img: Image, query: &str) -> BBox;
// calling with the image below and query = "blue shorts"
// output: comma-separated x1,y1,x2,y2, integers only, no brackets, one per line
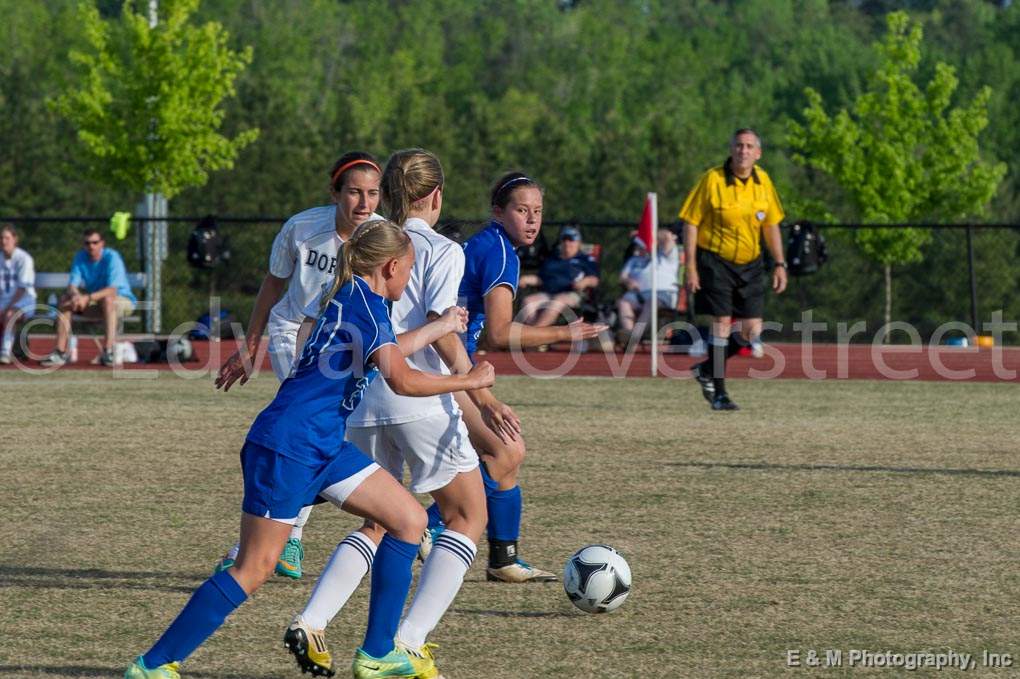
240,440,377,522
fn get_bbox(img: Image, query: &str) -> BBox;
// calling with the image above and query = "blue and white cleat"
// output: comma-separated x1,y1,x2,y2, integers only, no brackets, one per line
417,524,445,563
486,559,557,583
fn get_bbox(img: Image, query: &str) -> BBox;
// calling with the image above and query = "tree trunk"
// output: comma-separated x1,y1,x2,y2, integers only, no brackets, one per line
883,263,892,343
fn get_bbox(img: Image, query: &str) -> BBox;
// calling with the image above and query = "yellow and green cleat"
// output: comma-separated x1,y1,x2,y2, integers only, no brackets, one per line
124,656,180,679
351,645,435,679
396,642,443,679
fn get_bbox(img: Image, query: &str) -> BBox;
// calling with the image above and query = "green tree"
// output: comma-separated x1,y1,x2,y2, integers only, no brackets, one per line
788,10,1006,338
53,0,258,200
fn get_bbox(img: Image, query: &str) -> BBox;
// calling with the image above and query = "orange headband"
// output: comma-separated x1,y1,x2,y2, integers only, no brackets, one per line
331,159,381,186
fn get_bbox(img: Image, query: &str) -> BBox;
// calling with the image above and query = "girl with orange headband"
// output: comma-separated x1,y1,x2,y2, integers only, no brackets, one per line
212,151,383,580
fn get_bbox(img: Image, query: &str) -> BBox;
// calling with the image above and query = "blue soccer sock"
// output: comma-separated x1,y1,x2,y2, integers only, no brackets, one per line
487,484,523,568
479,462,500,497
362,534,417,658
142,569,247,668
486,485,522,543
425,501,444,530
480,463,523,567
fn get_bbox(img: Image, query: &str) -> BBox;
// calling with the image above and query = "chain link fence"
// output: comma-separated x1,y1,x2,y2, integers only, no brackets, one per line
6,216,1020,344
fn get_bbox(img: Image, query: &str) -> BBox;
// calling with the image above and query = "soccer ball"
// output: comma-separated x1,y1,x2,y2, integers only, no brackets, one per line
563,544,631,613
168,337,193,362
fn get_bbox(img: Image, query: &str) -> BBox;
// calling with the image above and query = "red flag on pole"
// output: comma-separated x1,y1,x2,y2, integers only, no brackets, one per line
638,192,658,376
637,194,655,251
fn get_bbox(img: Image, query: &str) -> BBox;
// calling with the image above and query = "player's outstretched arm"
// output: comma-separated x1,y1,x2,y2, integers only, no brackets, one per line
394,305,466,357
373,344,493,397
483,286,607,350
215,273,288,391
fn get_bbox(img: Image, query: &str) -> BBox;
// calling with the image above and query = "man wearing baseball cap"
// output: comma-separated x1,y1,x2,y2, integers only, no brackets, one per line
519,226,600,328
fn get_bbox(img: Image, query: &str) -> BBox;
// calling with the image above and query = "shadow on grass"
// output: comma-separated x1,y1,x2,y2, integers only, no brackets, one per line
0,667,284,679
0,565,199,594
0,565,297,594
0,562,301,591
450,607,577,618
0,565,201,580
668,460,1020,478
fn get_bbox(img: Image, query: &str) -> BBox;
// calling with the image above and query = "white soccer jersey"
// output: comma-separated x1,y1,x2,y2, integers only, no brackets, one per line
348,217,466,427
0,247,36,311
266,205,382,340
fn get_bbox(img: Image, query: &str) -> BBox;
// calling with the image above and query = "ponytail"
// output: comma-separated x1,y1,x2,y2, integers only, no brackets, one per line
319,219,411,314
382,148,444,225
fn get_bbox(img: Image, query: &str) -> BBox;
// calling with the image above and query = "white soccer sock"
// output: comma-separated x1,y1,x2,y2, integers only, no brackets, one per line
397,529,477,649
289,505,314,541
224,542,240,561
301,530,377,629
1,323,13,354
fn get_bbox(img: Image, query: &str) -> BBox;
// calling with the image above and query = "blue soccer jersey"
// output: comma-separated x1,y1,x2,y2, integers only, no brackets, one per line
246,276,397,464
459,221,520,356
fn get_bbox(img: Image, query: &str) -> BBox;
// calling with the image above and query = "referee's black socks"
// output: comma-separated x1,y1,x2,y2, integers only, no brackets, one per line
704,334,742,396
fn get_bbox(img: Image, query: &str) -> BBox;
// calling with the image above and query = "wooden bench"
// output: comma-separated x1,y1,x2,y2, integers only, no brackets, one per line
34,272,147,352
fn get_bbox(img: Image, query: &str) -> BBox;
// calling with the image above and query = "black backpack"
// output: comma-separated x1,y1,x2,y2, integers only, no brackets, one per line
786,221,828,276
187,216,230,269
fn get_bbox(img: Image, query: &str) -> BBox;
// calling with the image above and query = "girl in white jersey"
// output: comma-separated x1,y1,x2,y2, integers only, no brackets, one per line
0,225,36,365
213,152,383,579
283,149,514,678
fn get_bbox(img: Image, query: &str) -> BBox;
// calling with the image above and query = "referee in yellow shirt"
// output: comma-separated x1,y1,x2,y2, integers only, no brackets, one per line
679,128,788,410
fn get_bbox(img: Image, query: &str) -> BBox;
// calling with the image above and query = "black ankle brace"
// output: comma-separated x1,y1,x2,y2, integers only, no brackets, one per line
489,539,518,568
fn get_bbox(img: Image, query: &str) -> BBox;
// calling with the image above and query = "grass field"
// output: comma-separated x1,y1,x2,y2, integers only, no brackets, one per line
1,373,1018,678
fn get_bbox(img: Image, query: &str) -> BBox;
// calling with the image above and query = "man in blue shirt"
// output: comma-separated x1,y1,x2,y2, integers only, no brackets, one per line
42,229,137,367
519,226,600,328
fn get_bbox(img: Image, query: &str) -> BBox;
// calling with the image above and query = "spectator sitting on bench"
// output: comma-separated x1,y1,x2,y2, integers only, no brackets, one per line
519,226,600,328
615,227,681,346
41,228,136,367
1,224,36,365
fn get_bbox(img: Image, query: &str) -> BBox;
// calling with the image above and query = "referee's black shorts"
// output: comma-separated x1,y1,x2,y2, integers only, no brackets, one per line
694,249,765,318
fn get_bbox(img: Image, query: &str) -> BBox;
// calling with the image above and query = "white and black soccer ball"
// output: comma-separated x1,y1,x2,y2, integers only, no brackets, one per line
168,337,193,362
563,544,631,614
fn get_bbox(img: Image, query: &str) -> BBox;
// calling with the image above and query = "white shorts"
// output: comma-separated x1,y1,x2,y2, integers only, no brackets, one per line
267,327,298,381
347,412,479,494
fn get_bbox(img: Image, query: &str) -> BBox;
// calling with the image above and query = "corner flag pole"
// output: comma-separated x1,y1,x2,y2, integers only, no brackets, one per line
649,192,658,377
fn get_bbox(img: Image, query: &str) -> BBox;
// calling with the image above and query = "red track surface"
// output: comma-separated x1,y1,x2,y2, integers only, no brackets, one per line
6,337,1019,382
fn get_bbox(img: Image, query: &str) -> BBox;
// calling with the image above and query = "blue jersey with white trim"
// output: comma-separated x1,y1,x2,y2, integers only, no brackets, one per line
246,276,396,464
459,221,519,356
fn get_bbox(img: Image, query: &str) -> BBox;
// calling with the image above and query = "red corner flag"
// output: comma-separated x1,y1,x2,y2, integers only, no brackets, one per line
637,193,655,251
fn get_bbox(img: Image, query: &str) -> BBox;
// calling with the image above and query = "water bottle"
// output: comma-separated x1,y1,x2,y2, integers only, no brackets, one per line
69,336,78,363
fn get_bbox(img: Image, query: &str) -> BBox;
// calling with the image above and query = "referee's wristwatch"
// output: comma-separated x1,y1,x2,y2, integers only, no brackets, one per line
776,261,788,270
